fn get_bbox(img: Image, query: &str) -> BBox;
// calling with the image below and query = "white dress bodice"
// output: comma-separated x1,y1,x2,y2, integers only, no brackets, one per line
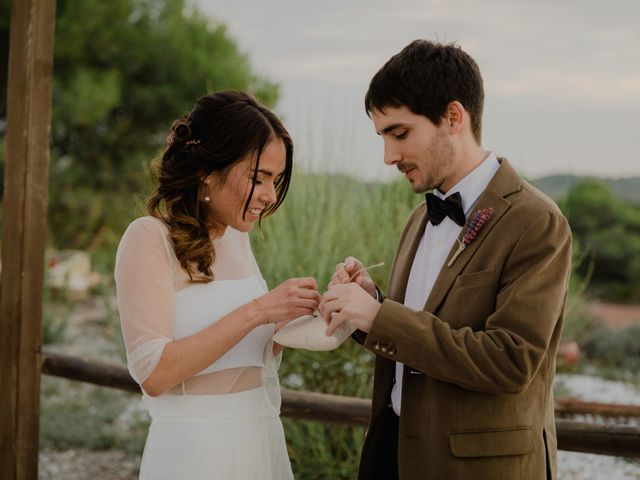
174,277,272,375
115,216,278,396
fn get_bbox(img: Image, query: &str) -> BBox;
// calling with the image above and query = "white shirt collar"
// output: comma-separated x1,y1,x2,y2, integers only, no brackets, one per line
434,152,500,215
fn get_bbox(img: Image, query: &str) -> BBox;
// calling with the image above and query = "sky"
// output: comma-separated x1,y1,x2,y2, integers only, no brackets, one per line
197,0,640,182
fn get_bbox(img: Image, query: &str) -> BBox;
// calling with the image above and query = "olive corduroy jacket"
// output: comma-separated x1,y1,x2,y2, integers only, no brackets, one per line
357,159,572,480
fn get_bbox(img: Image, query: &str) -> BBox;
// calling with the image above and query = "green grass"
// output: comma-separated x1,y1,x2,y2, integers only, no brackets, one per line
252,172,419,292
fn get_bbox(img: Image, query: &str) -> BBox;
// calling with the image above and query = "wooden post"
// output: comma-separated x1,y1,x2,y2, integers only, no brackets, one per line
0,0,56,478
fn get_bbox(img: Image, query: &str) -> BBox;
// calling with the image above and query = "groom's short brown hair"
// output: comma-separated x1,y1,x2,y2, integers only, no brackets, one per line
365,39,485,144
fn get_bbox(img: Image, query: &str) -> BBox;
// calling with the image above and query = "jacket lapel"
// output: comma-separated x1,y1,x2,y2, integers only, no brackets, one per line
388,204,428,302
424,158,522,314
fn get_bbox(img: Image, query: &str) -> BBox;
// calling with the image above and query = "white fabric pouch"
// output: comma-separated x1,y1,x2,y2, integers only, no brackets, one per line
273,313,356,351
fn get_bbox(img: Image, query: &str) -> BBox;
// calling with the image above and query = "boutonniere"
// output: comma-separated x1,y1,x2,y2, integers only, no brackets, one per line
447,208,495,267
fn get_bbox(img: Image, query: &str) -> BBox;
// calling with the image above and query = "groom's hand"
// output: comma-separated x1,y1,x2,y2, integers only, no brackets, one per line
328,256,377,298
320,283,381,335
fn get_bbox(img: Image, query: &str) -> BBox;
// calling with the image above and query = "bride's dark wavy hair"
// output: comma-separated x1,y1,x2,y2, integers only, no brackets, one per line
147,91,293,282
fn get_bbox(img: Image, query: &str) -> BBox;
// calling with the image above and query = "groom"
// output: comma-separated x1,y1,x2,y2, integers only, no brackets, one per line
320,40,571,480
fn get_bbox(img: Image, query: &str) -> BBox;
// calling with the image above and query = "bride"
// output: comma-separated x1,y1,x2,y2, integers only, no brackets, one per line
115,91,320,479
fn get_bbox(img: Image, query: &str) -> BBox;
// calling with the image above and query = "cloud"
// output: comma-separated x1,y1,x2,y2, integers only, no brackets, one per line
489,70,640,103
278,53,381,78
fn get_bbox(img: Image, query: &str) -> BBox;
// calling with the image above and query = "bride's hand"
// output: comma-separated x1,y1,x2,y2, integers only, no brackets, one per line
328,256,376,298
257,277,320,324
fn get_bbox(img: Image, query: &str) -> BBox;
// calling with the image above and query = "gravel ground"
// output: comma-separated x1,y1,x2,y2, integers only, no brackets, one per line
39,448,139,480
39,445,640,480
558,451,640,480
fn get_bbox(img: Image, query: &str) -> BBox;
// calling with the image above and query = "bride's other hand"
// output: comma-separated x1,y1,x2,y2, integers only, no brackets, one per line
328,256,376,298
257,277,320,325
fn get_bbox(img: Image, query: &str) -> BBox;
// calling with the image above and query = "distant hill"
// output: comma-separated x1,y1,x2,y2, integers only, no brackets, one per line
531,175,640,204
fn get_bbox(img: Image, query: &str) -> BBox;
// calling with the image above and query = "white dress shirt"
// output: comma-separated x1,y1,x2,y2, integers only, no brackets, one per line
390,152,500,415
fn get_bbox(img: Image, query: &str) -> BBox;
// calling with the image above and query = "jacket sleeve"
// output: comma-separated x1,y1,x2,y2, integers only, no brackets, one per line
364,210,572,394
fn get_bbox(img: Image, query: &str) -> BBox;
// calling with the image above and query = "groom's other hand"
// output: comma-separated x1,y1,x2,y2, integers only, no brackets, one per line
329,256,361,286
328,256,377,298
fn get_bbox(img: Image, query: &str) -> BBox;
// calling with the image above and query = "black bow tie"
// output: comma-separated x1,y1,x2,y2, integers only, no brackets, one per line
425,191,466,226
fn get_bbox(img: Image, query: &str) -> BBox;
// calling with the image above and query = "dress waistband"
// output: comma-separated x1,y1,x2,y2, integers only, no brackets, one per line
143,386,277,420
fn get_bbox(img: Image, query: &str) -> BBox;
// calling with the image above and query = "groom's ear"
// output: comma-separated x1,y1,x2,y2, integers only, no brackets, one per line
445,101,465,134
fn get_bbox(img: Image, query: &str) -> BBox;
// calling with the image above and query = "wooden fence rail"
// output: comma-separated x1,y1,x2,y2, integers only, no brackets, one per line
556,397,640,422
41,348,640,458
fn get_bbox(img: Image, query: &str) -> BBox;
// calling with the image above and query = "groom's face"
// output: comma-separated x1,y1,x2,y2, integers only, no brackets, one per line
371,106,455,193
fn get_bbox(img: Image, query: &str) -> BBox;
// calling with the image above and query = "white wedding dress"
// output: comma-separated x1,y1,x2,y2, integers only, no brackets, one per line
115,216,293,479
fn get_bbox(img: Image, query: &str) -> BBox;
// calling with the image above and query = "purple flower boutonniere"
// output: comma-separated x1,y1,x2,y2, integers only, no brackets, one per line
447,207,495,267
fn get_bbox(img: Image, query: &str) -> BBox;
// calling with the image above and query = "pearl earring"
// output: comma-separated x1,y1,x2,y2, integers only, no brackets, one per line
203,177,211,202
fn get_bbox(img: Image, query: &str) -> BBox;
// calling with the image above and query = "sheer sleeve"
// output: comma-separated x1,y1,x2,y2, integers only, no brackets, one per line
115,217,176,385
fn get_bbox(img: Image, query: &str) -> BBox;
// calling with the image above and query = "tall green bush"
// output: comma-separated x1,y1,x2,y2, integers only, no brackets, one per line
561,179,640,301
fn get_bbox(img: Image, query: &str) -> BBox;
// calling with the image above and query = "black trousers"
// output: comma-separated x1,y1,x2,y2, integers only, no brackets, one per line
367,405,399,480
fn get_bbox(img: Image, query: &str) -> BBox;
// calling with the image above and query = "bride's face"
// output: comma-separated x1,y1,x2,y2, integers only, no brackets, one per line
204,137,286,233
